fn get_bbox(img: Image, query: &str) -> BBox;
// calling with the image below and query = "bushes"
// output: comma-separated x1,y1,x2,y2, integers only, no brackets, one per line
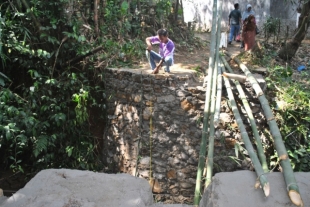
0,0,183,173
267,66,310,171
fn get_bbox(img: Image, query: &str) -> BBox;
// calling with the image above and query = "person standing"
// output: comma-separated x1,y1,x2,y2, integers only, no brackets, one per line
228,3,242,44
242,4,255,21
240,4,255,48
242,14,256,51
145,29,175,74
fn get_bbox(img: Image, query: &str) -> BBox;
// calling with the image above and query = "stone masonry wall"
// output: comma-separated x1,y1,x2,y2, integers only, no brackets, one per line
103,68,244,204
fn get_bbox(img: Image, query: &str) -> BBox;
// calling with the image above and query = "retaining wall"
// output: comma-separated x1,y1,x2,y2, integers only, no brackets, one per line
103,68,240,203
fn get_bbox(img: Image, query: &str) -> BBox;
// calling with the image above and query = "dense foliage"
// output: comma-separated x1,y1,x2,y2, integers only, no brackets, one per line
0,0,181,173
267,66,310,172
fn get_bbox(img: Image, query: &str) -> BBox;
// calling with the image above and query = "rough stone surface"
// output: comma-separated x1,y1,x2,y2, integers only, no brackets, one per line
199,171,310,207
103,68,265,203
1,169,193,207
104,69,209,203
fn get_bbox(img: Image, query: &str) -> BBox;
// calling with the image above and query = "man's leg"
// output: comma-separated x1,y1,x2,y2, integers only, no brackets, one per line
163,57,173,73
228,25,235,44
234,25,240,40
146,50,162,70
236,25,240,36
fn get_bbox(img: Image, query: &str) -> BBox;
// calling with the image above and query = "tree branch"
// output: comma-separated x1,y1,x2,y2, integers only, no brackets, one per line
62,46,104,68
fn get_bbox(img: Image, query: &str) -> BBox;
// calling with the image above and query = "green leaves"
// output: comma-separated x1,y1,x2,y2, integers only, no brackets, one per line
0,72,12,86
268,65,310,171
73,89,89,124
33,135,48,158
120,1,129,15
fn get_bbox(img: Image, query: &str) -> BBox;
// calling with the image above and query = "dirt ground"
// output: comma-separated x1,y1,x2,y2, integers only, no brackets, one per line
143,32,310,76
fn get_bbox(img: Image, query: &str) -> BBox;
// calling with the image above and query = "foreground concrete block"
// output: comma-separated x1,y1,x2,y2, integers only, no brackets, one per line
2,169,154,207
1,169,193,207
199,170,310,207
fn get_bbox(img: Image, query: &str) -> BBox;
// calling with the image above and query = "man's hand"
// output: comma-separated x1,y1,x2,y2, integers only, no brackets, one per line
147,45,152,51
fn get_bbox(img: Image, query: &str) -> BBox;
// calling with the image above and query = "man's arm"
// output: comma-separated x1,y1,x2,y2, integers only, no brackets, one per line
145,37,152,51
241,11,246,21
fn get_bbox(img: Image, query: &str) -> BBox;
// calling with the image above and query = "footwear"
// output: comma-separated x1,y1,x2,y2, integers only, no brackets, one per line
240,42,244,48
228,41,232,45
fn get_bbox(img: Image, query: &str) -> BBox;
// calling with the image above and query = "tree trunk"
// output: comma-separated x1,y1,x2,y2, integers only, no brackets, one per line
174,0,179,22
94,0,100,36
278,1,310,60
100,0,106,27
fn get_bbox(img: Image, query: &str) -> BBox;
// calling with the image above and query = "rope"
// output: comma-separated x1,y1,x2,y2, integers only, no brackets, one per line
150,101,153,178
149,74,155,179
135,71,143,177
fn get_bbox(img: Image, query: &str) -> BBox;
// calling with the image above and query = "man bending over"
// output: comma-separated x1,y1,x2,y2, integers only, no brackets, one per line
145,29,175,74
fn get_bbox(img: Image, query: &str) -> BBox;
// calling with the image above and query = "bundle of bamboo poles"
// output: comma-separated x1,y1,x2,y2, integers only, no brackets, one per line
205,0,222,189
194,1,302,206
226,52,304,206
221,58,270,196
193,0,219,205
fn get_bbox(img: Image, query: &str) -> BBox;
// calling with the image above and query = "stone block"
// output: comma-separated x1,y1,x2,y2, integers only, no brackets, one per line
132,94,142,102
179,182,194,189
199,171,310,207
143,107,153,120
1,169,154,207
157,95,176,103
167,169,177,179
144,94,157,101
181,100,195,111
176,90,191,97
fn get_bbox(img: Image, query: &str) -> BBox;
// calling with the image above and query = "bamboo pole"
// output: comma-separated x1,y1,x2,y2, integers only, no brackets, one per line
221,55,268,172
221,65,270,197
213,60,223,128
193,0,218,204
222,72,247,83
228,53,303,206
205,0,222,189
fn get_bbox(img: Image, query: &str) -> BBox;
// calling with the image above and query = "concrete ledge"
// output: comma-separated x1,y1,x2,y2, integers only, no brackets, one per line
199,170,310,207
1,169,192,207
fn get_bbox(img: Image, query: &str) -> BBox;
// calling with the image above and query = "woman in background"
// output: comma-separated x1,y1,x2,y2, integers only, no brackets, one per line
242,15,256,51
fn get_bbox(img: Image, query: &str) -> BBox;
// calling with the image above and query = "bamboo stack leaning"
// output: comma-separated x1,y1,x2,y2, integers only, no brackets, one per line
227,52,303,206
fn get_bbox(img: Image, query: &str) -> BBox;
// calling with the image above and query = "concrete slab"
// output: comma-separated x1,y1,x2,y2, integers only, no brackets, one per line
2,169,153,207
199,170,310,207
1,169,193,207
150,205,192,207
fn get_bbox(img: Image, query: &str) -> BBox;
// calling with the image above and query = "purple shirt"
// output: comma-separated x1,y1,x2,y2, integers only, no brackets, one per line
150,36,175,64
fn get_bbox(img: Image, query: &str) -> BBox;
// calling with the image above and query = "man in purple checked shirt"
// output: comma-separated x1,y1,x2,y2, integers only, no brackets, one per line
145,29,175,74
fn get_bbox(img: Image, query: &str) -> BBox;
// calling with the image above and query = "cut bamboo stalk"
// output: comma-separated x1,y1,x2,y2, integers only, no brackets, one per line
222,72,247,83
221,55,268,172
194,0,218,205
214,61,223,128
228,53,303,206
205,0,222,190
222,65,270,197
